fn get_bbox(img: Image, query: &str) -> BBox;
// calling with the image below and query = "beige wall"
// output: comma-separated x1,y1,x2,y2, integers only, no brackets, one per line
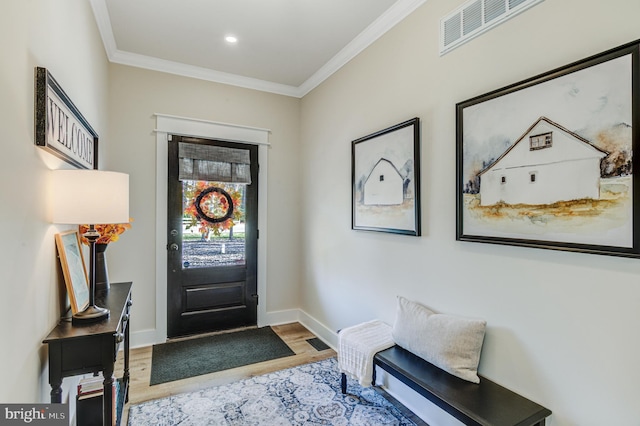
0,0,109,403
106,65,302,335
1,0,302,404
3,1,640,424
300,0,640,424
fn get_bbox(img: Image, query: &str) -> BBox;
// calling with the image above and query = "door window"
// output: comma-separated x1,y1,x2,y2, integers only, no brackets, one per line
181,180,247,268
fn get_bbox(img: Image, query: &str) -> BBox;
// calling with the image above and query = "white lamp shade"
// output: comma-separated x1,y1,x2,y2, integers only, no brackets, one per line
51,170,129,224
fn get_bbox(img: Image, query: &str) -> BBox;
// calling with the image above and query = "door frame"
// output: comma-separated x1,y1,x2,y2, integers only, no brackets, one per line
154,114,270,343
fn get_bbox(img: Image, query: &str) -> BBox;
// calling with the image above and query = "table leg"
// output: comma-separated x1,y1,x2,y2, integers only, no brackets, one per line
124,311,130,403
50,380,63,404
49,343,63,403
103,363,114,426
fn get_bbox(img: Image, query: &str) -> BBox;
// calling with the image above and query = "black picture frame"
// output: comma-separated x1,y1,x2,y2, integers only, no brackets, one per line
352,118,421,236
456,40,640,258
34,67,98,169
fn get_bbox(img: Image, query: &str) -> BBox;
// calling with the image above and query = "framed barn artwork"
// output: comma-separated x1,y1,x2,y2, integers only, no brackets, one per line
456,39,640,258
352,118,421,236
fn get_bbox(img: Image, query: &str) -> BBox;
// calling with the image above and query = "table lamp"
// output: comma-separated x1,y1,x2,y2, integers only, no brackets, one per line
51,170,129,322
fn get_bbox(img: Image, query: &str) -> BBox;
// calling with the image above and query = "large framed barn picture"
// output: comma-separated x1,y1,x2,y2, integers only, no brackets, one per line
352,118,421,236
456,39,640,258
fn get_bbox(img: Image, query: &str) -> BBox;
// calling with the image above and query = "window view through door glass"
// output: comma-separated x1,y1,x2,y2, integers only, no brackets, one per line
182,180,246,269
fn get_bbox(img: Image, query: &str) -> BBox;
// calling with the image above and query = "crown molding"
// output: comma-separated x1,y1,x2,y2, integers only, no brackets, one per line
89,0,117,57
298,0,428,97
110,49,302,97
90,0,427,98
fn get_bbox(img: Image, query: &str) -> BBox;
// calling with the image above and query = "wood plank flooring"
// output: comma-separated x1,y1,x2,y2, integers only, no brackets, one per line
117,323,336,424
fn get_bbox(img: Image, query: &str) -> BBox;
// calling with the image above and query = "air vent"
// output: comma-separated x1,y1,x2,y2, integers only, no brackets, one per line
484,0,506,23
439,0,544,55
463,1,482,35
443,15,462,47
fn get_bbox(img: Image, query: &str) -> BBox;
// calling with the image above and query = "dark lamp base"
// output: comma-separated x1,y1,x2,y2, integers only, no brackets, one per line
72,304,110,323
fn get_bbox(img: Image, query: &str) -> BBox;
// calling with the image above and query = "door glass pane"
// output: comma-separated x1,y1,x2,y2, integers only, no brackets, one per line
181,180,246,269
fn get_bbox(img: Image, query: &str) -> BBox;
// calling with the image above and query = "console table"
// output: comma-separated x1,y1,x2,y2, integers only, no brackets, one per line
43,281,132,426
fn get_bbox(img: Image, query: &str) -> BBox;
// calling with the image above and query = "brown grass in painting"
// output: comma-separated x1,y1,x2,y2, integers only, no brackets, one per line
355,199,415,227
465,183,629,225
470,198,619,222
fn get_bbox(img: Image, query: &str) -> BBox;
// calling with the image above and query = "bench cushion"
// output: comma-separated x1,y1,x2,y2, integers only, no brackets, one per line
392,296,486,383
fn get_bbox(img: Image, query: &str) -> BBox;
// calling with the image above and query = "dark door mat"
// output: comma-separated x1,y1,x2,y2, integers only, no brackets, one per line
150,326,295,385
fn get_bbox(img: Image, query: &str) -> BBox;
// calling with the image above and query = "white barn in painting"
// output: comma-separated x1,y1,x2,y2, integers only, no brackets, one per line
479,117,608,206
363,158,403,205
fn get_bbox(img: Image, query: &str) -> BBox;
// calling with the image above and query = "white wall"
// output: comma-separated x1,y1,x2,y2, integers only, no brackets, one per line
106,65,302,341
299,0,640,424
0,0,109,403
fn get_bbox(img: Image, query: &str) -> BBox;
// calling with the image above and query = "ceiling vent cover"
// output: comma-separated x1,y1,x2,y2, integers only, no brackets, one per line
440,0,544,55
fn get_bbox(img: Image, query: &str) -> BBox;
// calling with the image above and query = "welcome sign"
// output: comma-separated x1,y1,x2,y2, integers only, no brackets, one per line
34,67,98,169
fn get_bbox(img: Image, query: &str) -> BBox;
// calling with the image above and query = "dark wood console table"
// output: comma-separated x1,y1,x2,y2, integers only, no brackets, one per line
43,282,132,426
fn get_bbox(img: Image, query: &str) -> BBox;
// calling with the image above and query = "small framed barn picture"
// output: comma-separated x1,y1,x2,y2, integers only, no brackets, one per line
456,39,640,258
352,118,421,236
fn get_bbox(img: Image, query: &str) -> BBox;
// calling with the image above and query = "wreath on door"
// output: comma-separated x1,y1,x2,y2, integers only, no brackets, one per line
183,182,243,238
195,187,234,224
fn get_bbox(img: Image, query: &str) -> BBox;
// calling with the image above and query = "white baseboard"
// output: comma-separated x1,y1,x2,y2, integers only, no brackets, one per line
261,308,299,327
377,368,462,425
130,328,163,348
297,309,338,350
263,308,338,350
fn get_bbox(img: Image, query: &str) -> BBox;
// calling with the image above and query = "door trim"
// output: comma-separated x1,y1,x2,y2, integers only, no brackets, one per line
154,114,270,343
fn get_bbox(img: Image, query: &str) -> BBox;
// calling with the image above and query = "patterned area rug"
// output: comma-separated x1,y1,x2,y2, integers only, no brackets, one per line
128,357,417,425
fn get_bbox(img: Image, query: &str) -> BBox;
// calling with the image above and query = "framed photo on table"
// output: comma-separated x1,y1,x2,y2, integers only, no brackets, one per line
456,40,639,258
352,118,421,236
55,231,90,314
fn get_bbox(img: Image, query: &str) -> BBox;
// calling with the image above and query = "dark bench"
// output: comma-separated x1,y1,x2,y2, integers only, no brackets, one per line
342,345,551,426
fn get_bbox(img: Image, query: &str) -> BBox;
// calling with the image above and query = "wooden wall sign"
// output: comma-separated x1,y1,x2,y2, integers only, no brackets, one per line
34,67,98,169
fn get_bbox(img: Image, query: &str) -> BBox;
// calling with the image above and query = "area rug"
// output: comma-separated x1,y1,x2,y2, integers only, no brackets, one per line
150,327,295,385
130,357,417,425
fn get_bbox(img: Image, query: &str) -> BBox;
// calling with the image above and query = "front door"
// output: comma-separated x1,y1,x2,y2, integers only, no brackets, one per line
167,136,258,338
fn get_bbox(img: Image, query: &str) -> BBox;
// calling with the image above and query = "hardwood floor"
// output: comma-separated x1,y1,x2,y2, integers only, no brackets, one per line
117,323,336,424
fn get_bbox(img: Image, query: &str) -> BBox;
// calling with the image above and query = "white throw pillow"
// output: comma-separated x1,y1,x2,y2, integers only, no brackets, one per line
391,296,486,383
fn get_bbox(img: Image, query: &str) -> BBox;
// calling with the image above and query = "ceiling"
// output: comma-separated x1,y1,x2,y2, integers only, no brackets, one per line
90,0,426,98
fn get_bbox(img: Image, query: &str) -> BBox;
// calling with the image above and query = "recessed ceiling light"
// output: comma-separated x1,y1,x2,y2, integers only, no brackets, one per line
225,35,238,43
